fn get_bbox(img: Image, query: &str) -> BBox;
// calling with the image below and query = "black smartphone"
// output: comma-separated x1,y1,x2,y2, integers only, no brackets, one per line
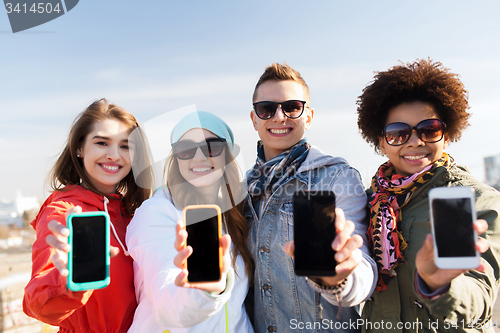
67,212,110,291
183,205,222,283
429,187,479,269
293,190,337,276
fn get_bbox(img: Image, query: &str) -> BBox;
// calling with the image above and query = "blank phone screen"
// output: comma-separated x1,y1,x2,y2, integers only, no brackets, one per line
294,191,337,276
432,198,475,257
185,208,220,282
71,216,107,283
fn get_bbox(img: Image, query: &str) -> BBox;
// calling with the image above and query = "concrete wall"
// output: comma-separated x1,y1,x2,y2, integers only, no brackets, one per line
0,253,57,333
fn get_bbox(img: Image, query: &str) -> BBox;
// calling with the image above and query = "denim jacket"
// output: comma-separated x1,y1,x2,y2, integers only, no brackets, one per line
246,147,377,333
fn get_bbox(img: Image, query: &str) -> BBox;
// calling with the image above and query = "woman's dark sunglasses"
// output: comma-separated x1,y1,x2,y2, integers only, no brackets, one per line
253,100,306,120
172,138,227,160
383,119,446,146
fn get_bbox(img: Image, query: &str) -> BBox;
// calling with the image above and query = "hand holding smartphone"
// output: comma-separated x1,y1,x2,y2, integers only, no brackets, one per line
67,211,111,291
429,186,480,269
293,191,337,276
182,205,222,283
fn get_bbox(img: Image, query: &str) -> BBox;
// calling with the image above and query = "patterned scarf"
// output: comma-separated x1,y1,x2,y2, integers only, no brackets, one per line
247,138,311,215
368,152,453,291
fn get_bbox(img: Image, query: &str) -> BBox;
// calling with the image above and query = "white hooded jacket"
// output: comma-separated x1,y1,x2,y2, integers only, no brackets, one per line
126,190,254,333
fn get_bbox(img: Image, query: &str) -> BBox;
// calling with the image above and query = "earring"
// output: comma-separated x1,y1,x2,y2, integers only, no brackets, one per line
76,153,82,158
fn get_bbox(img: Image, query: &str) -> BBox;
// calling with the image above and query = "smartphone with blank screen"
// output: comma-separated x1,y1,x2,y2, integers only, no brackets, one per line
293,190,337,276
183,205,222,283
429,186,480,269
67,211,110,291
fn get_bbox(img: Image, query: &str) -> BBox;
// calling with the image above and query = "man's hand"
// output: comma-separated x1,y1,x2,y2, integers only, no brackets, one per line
283,208,363,287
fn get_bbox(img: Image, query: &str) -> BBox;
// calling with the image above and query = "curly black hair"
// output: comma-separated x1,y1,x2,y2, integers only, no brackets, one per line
356,58,471,154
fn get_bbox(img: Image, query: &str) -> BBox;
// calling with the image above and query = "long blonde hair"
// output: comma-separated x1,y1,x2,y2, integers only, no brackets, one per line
165,147,254,282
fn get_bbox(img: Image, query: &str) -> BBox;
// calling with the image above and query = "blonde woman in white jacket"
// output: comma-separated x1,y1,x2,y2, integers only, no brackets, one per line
126,111,254,333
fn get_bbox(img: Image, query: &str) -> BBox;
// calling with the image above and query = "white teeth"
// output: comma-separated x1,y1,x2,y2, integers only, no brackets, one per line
404,155,426,160
102,165,119,170
270,128,290,134
192,167,212,172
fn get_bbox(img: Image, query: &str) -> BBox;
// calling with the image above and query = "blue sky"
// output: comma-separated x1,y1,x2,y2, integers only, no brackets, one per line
1,0,499,200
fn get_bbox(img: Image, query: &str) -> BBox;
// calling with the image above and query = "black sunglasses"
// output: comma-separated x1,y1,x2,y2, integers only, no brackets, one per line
171,138,227,160
383,119,446,146
253,100,306,120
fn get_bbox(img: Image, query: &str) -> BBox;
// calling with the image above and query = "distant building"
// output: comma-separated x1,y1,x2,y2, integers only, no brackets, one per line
484,154,500,190
0,201,21,227
0,192,40,227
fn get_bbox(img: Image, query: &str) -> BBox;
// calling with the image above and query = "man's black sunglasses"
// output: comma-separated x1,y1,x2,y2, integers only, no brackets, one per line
253,100,306,120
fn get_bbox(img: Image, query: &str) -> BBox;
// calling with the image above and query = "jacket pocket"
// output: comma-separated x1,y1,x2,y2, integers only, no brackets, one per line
278,201,294,246
409,297,438,333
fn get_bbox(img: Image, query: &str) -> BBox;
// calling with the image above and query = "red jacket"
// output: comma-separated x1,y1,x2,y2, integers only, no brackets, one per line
23,185,137,333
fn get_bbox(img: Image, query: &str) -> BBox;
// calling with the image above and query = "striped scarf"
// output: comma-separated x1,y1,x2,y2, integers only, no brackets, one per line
368,152,453,291
247,139,311,215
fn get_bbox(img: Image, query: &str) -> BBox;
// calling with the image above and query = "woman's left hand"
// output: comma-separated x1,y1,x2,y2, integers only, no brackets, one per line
173,221,231,294
416,219,490,292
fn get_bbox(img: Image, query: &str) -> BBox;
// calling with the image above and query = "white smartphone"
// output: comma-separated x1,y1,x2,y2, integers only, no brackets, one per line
429,186,479,269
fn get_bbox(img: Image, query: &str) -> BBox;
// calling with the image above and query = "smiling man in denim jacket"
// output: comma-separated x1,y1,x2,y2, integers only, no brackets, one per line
245,63,377,333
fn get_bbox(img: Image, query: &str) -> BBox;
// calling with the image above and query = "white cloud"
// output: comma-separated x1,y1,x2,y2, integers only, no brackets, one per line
0,72,256,122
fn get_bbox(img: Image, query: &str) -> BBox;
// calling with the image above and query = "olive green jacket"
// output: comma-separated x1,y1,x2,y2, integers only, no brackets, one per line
362,164,500,333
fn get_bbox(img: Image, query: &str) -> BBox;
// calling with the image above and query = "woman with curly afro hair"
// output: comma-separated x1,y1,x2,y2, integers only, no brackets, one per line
356,59,500,332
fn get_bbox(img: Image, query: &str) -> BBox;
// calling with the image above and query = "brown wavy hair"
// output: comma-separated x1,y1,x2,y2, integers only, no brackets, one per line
165,147,254,282
356,58,471,154
253,62,310,102
49,98,152,216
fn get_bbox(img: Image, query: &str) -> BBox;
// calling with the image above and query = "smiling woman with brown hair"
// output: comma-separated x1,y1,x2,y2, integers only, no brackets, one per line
23,98,152,333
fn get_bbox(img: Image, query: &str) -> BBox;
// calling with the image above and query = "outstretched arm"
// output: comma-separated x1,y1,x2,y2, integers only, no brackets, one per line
23,203,92,325
126,199,235,328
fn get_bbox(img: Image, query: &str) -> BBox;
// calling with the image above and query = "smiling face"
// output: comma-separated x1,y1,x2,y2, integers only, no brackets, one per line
78,119,133,194
251,80,314,161
379,102,449,177
176,128,226,197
